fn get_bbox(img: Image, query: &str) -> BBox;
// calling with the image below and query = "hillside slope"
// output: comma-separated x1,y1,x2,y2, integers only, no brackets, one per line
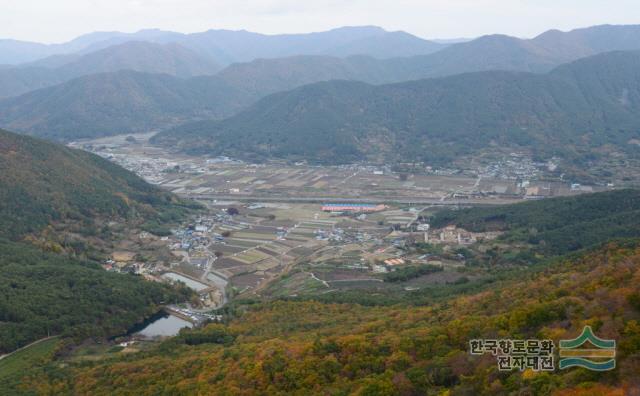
155,50,640,165
0,128,196,355
0,239,190,354
0,128,194,239
214,55,404,96
23,240,640,394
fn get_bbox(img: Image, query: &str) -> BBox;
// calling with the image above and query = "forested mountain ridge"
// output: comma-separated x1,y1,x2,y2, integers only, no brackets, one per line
0,128,196,242
0,41,222,98
154,50,640,165
36,41,220,78
0,72,248,141
392,24,640,80
20,240,640,395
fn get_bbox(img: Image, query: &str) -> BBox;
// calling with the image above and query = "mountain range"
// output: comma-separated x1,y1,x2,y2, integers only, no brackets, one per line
0,26,445,66
0,26,445,98
0,54,416,139
153,50,640,165
2,24,640,142
1,24,640,101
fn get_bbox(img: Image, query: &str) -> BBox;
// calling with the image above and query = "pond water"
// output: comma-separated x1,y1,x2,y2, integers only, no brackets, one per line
135,314,193,338
162,272,209,291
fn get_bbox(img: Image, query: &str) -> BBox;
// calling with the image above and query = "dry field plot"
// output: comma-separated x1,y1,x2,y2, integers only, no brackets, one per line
261,243,290,254
256,246,281,256
209,245,245,254
213,258,247,269
232,273,265,289
223,239,261,248
232,231,277,241
289,246,314,256
277,179,308,187
283,235,314,244
289,228,316,236
233,250,273,264
255,259,280,271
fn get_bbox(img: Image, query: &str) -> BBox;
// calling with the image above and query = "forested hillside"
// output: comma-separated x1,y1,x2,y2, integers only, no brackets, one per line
0,128,199,357
431,189,640,255
0,73,247,141
0,128,196,241
0,240,191,354
155,50,640,165
19,241,640,395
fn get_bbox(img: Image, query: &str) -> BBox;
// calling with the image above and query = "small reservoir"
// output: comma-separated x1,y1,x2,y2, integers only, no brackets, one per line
135,314,193,338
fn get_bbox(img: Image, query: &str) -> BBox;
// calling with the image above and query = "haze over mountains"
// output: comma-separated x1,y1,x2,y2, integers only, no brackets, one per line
1,24,640,99
0,26,444,66
0,26,442,98
1,23,640,163
0,41,222,98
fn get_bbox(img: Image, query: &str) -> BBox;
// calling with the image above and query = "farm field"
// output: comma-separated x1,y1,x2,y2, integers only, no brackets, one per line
73,133,608,206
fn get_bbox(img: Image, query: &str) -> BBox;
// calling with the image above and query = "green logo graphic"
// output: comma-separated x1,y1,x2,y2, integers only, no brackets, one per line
559,326,616,371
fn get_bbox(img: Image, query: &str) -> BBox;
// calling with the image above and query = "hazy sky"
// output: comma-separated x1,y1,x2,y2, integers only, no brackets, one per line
2,0,639,43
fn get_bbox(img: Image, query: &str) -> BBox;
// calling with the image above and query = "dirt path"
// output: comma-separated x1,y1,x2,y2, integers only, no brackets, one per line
0,336,58,361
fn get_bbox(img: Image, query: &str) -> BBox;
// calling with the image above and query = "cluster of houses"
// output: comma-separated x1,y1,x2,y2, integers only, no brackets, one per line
103,251,146,274
419,224,499,245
